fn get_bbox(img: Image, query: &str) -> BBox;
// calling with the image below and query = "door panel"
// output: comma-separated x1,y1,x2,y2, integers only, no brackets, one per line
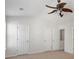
29,25,51,53
42,27,51,51
52,28,60,50
6,23,17,57
17,24,29,55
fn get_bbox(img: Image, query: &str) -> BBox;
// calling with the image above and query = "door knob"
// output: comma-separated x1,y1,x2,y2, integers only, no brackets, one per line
44,40,46,42
27,40,29,42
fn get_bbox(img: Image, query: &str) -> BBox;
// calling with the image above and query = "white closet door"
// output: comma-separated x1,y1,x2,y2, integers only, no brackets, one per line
29,25,51,53
17,24,29,55
52,28,60,50
6,23,17,57
42,27,51,51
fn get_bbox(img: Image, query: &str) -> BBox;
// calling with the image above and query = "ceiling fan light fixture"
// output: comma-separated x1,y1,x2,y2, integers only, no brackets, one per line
19,8,24,11
45,0,73,17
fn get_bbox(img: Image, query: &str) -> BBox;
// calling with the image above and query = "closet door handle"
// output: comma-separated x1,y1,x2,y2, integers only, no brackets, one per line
27,40,29,43
44,40,47,42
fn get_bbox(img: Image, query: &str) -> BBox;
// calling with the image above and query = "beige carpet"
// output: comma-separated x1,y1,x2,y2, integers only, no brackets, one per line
6,51,74,59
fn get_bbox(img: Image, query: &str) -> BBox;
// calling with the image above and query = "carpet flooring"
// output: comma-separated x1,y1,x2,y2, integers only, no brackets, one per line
6,51,74,59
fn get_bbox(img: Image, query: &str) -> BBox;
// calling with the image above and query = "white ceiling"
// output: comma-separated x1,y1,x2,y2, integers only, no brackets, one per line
5,0,48,16
5,0,73,16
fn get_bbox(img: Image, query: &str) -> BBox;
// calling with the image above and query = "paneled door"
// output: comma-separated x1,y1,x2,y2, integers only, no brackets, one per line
6,23,17,57
17,24,29,55
29,25,51,53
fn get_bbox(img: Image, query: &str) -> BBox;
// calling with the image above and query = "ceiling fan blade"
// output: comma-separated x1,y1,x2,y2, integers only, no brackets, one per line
57,0,61,3
57,2,67,9
48,10,57,14
46,5,57,9
62,8,73,12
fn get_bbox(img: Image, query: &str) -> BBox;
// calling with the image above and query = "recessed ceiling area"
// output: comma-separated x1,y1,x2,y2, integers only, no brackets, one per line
5,0,47,16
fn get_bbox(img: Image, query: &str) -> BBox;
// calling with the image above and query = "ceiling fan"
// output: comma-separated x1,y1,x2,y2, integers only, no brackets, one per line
45,0,73,17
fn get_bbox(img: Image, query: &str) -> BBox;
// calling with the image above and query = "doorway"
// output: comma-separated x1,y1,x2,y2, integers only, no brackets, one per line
60,29,64,51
